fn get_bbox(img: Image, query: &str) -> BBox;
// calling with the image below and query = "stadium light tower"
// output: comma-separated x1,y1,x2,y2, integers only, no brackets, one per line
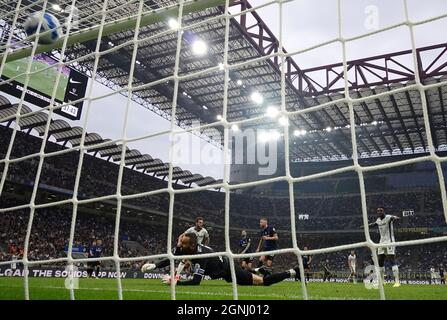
251,91,263,104
192,39,208,56
294,129,307,137
168,18,180,30
266,106,279,118
279,116,289,126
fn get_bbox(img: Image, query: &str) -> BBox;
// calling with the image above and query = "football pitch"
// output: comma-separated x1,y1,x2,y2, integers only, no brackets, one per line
2,58,69,101
1,277,446,300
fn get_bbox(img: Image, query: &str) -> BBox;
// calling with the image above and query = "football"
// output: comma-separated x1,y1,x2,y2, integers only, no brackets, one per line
23,11,60,44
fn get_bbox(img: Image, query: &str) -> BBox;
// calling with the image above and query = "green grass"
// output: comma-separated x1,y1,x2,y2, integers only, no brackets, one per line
3,58,69,101
1,277,446,300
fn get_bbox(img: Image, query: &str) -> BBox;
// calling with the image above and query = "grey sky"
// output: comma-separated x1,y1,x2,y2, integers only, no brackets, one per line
3,0,447,180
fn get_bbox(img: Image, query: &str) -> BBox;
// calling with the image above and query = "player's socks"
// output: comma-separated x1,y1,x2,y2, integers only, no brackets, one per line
263,270,295,286
292,267,302,280
288,268,297,278
392,265,400,285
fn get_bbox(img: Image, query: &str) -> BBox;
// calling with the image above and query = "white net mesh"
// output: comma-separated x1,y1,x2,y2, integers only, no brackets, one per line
0,0,447,300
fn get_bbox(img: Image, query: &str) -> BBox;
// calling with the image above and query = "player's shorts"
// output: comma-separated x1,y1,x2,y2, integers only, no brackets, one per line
350,265,356,273
87,260,100,268
262,248,276,261
223,261,253,285
378,244,395,255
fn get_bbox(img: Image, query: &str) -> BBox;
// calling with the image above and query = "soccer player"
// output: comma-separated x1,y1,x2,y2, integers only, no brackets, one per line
365,207,401,287
158,232,301,286
87,239,102,278
254,217,278,276
141,217,209,274
430,266,437,284
302,247,312,282
347,250,357,283
239,230,253,271
175,217,210,274
182,217,210,246
321,259,332,282
439,265,445,285
10,254,17,271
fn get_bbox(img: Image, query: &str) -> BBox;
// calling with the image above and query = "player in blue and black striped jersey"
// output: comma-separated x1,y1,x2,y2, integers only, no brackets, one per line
302,246,312,282
254,217,278,276
87,239,102,278
239,230,253,271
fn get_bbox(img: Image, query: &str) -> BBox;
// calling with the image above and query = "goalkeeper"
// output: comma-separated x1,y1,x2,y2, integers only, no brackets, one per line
144,233,301,286
141,217,209,274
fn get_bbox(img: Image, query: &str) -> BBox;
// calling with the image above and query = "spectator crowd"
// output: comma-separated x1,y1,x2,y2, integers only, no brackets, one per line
1,125,446,274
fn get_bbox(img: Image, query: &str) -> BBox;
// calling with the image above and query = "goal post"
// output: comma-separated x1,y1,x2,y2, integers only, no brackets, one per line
1,0,231,64
0,0,447,302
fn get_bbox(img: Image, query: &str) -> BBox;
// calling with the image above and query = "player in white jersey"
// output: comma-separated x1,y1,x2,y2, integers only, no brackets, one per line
347,250,357,283
366,207,401,287
10,254,17,270
430,267,437,284
175,217,210,275
141,217,210,275
183,217,210,246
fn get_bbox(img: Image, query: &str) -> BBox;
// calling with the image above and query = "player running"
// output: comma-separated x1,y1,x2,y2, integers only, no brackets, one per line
154,233,301,287
254,217,278,276
239,230,253,271
366,207,401,287
347,250,357,283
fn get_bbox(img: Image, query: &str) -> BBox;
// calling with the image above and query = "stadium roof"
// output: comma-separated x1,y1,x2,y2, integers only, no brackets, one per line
0,95,223,188
1,0,447,162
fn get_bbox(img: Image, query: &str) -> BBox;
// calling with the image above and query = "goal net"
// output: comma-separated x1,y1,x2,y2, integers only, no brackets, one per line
1,0,447,300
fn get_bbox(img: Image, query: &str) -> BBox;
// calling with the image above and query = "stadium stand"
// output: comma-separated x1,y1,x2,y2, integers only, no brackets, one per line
1,123,446,279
